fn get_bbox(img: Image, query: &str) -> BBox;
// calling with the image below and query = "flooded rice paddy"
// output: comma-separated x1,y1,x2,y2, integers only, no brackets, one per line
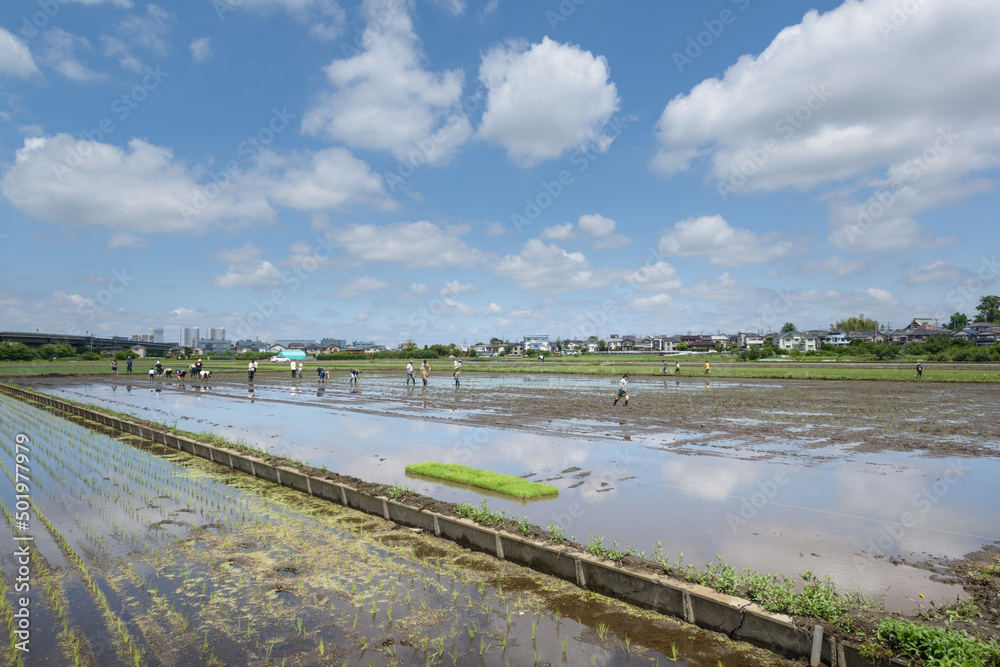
24,373,1000,615
0,392,797,666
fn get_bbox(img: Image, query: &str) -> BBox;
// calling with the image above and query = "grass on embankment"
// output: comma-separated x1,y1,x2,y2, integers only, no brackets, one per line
405,462,558,499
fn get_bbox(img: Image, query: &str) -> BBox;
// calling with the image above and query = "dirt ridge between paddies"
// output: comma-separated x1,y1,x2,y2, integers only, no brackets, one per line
405,461,558,499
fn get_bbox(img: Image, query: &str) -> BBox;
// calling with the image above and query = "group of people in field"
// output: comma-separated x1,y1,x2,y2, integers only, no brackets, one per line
145,359,211,381
128,355,732,406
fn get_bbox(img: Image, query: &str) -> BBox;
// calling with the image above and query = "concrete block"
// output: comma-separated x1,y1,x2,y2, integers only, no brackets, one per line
579,558,685,617
310,478,343,504
342,486,384,516
277,466,312,495
250,460,280,484
229,453,256,477
687,585,747,635
386,500,436,532
734,604,812,657
498,533,577,581
176,437,198,455
190,442,214,461
433,514,499,555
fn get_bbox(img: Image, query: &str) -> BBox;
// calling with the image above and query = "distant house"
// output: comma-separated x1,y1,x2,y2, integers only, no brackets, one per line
824,331,850,347
737,332,764,350
305,344,322,356
951,328,977,343
322,344,341,354
473,343,492,355
507,342,524,356
129,345,147,358
287,342,306,351
846,330,883,343
777,331,820,352
906,317,936,329
523,335,550,352
975,327,1000,347
903,323,948,344
269,343,287,352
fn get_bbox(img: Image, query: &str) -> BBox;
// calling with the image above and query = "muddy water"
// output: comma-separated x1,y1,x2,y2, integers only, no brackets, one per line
31,377,1000,613
0,393,796,666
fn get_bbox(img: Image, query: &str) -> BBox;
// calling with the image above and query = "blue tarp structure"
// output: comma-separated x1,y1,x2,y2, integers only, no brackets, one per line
278,349,306,360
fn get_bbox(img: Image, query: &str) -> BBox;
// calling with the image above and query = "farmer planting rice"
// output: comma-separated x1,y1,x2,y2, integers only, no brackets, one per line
613,373,630,406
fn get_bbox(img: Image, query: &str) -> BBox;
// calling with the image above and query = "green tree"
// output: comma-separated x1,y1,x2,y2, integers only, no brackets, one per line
974,295,1000,323
834,314,878,331
946,312,969,330
0,343,36,361
54,344,78,358
598,340,607,352
781,322,797,333
490,337,503,345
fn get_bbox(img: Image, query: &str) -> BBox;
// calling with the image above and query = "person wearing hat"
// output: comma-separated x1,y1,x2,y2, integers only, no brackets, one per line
613,373,630,406
406,360,416,385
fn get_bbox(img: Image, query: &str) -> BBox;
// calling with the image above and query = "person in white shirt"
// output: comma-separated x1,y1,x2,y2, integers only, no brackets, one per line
406,361,415,385
290,360,297,379
453,358,461,386
613,373,630,406
248,360,256,382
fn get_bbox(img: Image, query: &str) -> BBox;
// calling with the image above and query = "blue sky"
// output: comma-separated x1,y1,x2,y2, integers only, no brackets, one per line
0,0,997,346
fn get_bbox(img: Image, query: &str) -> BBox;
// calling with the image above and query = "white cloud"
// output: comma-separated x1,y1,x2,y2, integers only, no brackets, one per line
211,243,284,290
577,213,615,237
2,136,390,234
629,293,677,310
442,280,476,296
1,134,274,233
799,255,867,278
302,0,471,165
578,213,631,249
653,0,1000,253
40,28,103,81
905,260,970,285
492,239,620,293
336,221,489,268
837,287,903,315
485,302,503,314
539,214,631,248
107,231,148,249
336,275,390,298
254,147,391,211
101,4,173,73
478,36,620,167
284,240,339,271
189,37,212,62
0,27,40,78
623,261,682,292
658,215,794,267
432,0,465,15
484,221,509,236
686,273,762,302
540,222,574,240
228,0,345,39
